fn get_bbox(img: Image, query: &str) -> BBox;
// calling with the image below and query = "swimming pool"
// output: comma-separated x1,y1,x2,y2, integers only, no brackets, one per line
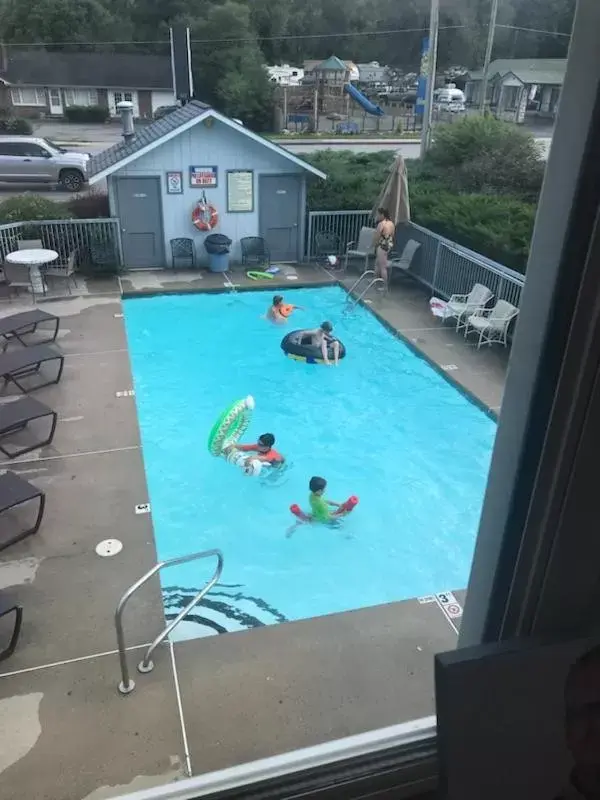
124,286,496,638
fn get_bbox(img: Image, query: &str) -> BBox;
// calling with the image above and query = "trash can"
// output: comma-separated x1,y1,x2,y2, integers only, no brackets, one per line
204,233,232,273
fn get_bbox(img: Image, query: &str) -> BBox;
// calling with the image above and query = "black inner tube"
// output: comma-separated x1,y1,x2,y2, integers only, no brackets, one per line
281,330,346,360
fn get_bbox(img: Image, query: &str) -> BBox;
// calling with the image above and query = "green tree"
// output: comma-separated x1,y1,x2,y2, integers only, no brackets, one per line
0,0,120,47
183,2,275,131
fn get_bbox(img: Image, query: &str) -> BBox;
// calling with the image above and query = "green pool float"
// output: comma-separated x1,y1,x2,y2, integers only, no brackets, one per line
207,395,255,456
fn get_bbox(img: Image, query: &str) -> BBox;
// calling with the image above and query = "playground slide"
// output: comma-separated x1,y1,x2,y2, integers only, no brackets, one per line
344,83,385,117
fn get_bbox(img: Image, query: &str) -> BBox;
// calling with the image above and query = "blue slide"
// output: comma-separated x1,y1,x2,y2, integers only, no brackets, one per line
344,83,385,117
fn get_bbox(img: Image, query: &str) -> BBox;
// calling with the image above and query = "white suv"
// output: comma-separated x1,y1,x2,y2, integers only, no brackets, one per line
0,136,90,192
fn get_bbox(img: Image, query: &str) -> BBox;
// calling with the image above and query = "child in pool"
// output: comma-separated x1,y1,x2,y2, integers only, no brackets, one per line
286,476,345,537
266,295,304,324
227,432,284,467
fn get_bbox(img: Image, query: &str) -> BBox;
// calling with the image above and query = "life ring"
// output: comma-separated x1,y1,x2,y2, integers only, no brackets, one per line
247,271,274,281
192,203,219,231
281,329,346,365
290,496,359,522
207,395,254,456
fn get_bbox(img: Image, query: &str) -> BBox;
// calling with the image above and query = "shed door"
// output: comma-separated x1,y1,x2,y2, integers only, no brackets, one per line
259,175,301,262
115,176,163,268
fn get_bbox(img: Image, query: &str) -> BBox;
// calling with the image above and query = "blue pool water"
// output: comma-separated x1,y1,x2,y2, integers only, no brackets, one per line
124,286,496,637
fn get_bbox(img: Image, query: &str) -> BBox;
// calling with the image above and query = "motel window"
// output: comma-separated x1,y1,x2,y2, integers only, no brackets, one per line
10,87,46,106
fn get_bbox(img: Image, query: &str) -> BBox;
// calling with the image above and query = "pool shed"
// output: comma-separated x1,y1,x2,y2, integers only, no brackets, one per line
87,101,326,268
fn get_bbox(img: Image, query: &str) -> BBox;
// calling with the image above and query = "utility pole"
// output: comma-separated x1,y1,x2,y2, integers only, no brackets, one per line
420,0,440,159
479,0,499,113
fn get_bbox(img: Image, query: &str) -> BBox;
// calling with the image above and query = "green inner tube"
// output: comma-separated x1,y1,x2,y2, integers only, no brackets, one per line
207,397,253,456
247,271,274,280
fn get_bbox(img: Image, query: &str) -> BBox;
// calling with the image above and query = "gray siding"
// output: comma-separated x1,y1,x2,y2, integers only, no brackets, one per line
108,119,305,265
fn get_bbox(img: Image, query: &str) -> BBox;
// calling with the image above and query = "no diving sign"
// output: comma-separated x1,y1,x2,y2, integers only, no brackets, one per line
436,591,463,621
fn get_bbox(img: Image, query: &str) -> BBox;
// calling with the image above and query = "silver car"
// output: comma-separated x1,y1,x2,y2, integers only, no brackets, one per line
0,136,89,192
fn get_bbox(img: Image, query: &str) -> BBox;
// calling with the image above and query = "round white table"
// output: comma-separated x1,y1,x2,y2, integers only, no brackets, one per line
5,249,58,295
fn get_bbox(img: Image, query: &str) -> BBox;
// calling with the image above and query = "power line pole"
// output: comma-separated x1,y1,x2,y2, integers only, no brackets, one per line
419,0,440,159
479,0,500,113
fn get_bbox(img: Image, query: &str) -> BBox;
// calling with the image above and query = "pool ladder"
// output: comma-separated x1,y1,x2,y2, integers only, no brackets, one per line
114,548,223,694
345,270,386,310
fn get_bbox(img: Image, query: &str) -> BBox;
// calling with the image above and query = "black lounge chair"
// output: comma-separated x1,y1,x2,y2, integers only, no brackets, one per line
0,310,60,351
0,344,64,393
0,397,57,458
0,470,45,552
0,592,23,663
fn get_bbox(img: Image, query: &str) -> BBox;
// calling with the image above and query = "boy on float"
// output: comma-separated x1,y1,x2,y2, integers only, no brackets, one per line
227,432,284,468
300,321,340,366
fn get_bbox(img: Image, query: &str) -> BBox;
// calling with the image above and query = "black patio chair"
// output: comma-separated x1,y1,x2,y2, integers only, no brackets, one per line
0,470,46,553
0,310,60,351
241,236,270,266
170,238,195,268
0,397,58,458
315,230,341,257
0,593,23,663
0,344,64,393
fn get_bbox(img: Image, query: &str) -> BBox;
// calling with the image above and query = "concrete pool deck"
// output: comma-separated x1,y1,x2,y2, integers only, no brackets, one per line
0,264,503,799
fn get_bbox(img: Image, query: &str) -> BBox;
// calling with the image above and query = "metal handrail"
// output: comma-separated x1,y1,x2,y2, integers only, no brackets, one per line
115,548,223,694
345,270,386,309
346,269,376,300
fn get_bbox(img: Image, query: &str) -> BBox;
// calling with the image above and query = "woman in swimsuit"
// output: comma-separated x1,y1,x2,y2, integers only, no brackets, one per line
373,207,395,289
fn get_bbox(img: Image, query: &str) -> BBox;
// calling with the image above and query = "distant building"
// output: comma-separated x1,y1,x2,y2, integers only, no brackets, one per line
0,50,175,119
356,61,389,88
465,58,567,123
266,65,304,86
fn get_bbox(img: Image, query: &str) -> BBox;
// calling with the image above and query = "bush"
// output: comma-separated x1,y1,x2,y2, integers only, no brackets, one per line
305,151,393,211
0,193,71,223
411,181,536,271
424,116,545,202
0,117,33,135
304,150,536,272
68,191,110,219
64,105,109,123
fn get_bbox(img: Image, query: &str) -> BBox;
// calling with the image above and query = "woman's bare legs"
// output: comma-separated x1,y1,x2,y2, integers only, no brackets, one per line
375,246,388,288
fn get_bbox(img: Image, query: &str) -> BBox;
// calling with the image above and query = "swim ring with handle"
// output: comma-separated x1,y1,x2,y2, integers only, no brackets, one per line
207,395,255,456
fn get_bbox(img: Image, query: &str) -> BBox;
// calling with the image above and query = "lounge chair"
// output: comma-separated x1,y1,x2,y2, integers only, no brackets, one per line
0,592,23,662
0,470,45,553
388,239,421,282
447,283,493,331
465,300,519,348
0,344,64,393
0,397,57,458
344,226,376,272
0,309,60,350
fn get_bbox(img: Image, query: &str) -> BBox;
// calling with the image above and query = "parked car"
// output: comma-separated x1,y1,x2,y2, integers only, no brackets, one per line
0,136,89,192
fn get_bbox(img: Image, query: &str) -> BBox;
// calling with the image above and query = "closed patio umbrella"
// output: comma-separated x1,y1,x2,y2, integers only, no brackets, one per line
372,154,410,224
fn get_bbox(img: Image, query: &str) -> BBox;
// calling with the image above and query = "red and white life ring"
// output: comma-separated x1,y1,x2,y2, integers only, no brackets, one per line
192,203,219,231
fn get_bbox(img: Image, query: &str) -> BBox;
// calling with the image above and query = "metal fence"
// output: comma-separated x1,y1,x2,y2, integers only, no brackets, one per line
0,218,123,270
305,211,525,309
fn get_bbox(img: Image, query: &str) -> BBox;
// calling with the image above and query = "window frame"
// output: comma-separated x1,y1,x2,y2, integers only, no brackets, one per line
114,2,600,799
10,87,46,107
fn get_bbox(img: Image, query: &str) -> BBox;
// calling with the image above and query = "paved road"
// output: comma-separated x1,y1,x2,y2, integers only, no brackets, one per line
0,136,552,201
